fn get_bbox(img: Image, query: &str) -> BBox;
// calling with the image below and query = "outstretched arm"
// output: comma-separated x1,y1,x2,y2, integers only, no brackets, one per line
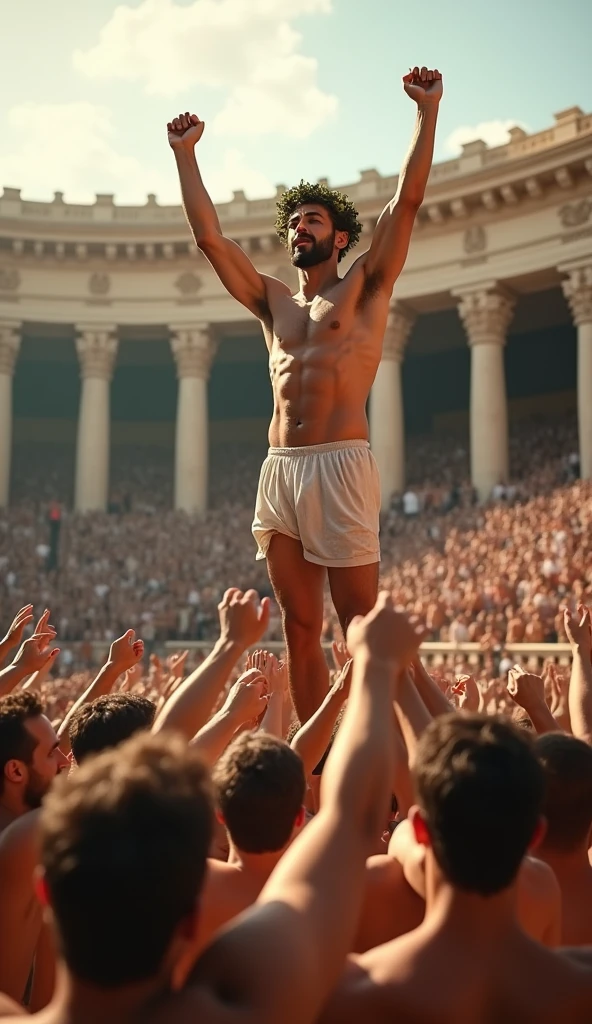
168,113,280,318
194,595,423,1024
565,606,592,744
362,67,442,295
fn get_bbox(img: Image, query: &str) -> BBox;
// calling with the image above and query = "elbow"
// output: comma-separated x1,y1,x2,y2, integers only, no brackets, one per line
397,193,423,214
195,230,223,254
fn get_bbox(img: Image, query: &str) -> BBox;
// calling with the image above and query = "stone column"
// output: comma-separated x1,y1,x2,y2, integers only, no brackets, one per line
0,320,21,507
370,304,415,510
456,287,515,500
170,325,217,515
561,264,592,480
74,325,118,512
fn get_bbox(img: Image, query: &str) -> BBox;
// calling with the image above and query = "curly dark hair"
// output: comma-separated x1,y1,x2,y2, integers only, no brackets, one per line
275,180,363,262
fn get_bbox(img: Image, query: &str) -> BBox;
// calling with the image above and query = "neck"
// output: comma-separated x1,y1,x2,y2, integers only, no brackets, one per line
45,962,170,1024
0,794,24,832
228,840,286,879
297,261,340,300
424,854,519,945
538,841,592,881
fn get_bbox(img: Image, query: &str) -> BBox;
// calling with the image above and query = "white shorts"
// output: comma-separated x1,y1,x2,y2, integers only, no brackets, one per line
252,439,381,568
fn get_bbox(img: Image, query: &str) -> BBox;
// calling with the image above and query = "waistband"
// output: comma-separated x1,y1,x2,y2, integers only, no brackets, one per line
267,439,369,457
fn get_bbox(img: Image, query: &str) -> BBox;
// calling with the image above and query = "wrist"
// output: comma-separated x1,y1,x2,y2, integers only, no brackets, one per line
214,636,245,659
354,649,400,677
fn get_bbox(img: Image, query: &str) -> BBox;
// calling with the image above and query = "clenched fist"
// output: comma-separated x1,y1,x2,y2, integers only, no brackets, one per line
402,67,443,106
167,112,205,150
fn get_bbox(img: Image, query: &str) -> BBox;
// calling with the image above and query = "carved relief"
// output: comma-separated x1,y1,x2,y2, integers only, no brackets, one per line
0,268,20,292
463,225,487,255
559,199,592,229
88,272,110,296
175,272,203,297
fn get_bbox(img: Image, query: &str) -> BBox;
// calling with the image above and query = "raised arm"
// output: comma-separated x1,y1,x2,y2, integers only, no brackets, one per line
362,67,442,295
194,594,423,1024
168,113,280,318
290,660,352,777
57,631,144,756
152,589,270,741
565,605,592,744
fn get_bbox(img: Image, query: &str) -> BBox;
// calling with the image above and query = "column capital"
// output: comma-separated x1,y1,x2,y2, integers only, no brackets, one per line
170,323,217,379
75,324,118,379
0,319,21,375
455,286,516,347
561,264,592,326
383,303,416,361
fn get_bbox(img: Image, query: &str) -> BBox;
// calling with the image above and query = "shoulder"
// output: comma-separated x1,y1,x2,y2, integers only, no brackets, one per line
0,810,40,870
520,855,561,901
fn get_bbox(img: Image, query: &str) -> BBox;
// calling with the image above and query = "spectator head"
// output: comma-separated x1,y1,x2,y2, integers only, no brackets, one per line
213,732,306,854
68,693,156,765
411,713,544,896
0,691,67,813
39,732,213,987
535,733,592,853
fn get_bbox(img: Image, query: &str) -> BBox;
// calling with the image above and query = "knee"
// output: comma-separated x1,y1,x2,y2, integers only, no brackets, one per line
283,609,323,648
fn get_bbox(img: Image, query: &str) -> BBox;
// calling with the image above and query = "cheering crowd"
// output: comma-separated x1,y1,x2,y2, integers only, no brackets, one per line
1,563,592,1020
1,418,589,662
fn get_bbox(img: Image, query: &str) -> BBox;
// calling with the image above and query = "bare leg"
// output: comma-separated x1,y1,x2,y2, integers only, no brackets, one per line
267,533,329,724
328,562,380,642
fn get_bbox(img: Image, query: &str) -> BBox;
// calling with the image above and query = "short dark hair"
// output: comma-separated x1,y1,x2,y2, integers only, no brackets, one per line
413,714,544,896
275,180,362,262
0,691,43,794
69,694,156,764
40,732,213,987
213,732,305,853
536,733,592,851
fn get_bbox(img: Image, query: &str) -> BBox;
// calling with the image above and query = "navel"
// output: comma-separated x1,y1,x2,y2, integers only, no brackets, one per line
330,320,340,330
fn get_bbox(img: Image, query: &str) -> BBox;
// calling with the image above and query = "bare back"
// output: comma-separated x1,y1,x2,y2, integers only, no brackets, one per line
320,926,592,1024
262,267,390,448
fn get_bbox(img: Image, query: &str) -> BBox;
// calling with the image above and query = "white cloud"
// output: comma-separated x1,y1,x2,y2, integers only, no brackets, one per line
0,101,273,204
444,119,530,155
73,0,337,139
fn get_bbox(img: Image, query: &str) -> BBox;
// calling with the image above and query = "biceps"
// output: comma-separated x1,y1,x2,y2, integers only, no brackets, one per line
364,201,419,291
200,236,268,317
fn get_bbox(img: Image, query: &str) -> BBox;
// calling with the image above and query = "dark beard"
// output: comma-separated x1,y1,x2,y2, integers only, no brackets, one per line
290,231,335,268
24,768,50,810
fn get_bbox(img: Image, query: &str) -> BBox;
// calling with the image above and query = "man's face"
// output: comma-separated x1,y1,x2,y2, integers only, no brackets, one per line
23,715,68,809
287,204,342,268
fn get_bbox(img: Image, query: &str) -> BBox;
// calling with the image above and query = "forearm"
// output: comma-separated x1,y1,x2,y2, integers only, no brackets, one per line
21,663,52,692
57,663,121,755
0,640,13,668
395,103,438,208
392,712,414,818
568,651,592,743
394,672,433,760
412,657,453,718
152,638,242,740
191,708,240,766
321,655,396,840
174,146,222,244
260,691,283,738
0,664,28,697
521,699,562,736
291,687,346,777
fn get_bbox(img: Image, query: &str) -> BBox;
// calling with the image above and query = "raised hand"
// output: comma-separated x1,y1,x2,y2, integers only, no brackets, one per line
507,665,545,709
0,604,34,653
108,630,145,676
403,66,443,105
167,112,205,150
222,669,269,726
452,674,480,713
12,632,60,675
564,605,592,657
347,592,425,669
166,649,189,682
331,640,350,672
218,588,271,651
33,608,57,652
331,658,354,700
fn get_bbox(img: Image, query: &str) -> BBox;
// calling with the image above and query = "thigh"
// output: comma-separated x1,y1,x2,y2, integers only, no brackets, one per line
328,562,380,636
267,533,326,630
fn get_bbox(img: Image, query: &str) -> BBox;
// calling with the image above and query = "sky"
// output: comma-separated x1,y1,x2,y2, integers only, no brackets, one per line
0,0,590,207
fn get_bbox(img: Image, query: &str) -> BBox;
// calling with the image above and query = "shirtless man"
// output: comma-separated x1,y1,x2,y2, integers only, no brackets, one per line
179,730,306,972
168,66,442,722
321,715,592,1024
0,593,424,1024
536,733,592,945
